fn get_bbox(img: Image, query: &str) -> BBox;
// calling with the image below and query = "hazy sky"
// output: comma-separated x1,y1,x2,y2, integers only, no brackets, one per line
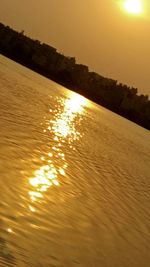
0,0,150,96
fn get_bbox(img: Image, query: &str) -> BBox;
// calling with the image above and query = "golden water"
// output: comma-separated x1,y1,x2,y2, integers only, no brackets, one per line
0,55,150,267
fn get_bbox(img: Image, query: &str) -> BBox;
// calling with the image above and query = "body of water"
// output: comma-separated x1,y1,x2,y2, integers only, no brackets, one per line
0,55,150,267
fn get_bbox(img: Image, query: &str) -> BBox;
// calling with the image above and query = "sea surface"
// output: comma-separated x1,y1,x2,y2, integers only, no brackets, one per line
0,55,150,267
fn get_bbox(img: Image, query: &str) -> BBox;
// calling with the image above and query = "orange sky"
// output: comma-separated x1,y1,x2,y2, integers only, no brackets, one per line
0,0,150,96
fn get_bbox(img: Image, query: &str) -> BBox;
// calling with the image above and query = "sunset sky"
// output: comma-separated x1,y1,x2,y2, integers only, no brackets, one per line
0,0,150,96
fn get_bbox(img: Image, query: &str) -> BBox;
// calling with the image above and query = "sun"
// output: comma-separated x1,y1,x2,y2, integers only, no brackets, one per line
123,0,142,14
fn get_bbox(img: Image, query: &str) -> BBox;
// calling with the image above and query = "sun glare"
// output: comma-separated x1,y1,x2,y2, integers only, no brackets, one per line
123,0,142,14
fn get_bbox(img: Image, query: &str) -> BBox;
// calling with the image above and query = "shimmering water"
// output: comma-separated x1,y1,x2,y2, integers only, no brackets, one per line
0,55,150,267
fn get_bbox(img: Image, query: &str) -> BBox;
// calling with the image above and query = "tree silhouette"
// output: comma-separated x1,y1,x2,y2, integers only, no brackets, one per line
0,22,149,130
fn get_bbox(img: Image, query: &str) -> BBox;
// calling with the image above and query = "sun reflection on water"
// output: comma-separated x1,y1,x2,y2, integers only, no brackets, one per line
28,92,87,207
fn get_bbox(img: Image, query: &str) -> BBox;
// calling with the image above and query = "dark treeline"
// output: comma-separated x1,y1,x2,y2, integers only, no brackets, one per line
0,22,150,130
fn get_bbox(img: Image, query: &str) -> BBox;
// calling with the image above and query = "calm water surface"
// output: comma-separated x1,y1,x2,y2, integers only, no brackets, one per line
0,55,150,267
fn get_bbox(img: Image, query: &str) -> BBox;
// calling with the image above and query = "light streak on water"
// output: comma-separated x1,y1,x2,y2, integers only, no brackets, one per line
28,92,87,205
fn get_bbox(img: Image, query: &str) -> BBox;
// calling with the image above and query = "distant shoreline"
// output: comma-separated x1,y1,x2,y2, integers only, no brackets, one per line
0,22,149,130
